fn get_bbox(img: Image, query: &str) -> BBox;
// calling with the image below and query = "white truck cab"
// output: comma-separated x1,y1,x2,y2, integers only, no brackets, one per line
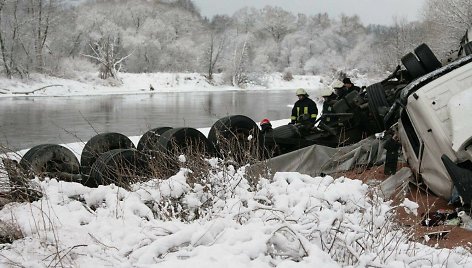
397,54,472,202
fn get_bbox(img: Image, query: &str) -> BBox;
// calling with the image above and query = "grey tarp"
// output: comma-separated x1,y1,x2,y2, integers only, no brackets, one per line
253,136,388,178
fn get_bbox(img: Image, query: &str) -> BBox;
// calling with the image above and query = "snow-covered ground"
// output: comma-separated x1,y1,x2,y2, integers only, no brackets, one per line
1,72,471,267
1,119,471,267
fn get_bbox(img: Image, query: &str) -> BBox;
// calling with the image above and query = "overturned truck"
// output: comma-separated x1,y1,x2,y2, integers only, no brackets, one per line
3,40,472,206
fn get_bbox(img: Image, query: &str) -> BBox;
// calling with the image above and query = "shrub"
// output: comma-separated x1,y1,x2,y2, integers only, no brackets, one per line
283,71,294,81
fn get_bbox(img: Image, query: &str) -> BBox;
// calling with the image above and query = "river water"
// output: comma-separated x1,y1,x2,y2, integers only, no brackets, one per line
0,90,297,151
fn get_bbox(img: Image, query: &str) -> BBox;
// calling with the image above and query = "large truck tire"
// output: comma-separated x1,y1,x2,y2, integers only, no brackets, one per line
20,144,80,180
366,83,389,133
269,124,300,139
414,43,442,73
208,115,260,162
87,149,148,188
137,127,172,153
401,52,427,79
20,144,55,169
208,115,259,146
80,132,135,177
157,127,214,157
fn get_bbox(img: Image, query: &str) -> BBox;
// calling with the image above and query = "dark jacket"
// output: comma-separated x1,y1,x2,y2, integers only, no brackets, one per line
336,85,361,99
290,96,318,124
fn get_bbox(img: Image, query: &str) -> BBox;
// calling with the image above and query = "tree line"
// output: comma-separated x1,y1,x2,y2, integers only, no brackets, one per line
0,0,470,86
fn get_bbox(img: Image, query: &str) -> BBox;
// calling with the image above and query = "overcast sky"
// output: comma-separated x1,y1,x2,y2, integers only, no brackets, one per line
192,0,427,26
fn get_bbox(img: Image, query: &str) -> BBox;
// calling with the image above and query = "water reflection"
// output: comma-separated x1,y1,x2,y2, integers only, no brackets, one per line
0,91,294,151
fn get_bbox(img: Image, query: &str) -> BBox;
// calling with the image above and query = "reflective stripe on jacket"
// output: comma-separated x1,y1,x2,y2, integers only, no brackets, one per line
290,97,318,124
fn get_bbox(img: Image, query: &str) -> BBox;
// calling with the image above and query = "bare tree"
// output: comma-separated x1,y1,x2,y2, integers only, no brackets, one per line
27,0,56,72
0,0,30,78
423,0,472,57
257,6,296,44
204,15,231,80
372,17,425,70
230,35,250,87
0,0,11,77
232,7,257,35
83,36,133,80
205,33,226,81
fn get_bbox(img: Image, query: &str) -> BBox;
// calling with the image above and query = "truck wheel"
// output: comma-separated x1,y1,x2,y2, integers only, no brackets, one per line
270,124,300,139
414,43,442,72
86,149,147,188
366,83,389,133
208,115,260,161
20,144,55,169
208,115,259,147
401,52,427,79
20,144,80,179
80,133,135,177
158,127,214,157
137,127,172,153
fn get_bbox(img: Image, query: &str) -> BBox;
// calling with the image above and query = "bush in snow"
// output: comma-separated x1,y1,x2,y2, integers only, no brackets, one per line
283,71,294,81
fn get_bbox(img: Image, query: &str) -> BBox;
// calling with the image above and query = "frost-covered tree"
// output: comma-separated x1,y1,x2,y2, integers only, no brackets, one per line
0,0,23,78
232,7,258,35
221,31,254,86
423,0,472,58
0,0,60,77
280,32,310,74
0,0,431,80
29,0,58,71
75,5,130,79
256,6,296,44
370,17,426,70
204,33,226,80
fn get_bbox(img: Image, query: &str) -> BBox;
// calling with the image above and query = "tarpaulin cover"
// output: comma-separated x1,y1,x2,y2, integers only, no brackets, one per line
256,136,388,177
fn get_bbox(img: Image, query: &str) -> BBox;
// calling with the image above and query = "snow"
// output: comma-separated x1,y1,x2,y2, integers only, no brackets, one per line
0,72,471,267
0,72,327,97
0,163,471,267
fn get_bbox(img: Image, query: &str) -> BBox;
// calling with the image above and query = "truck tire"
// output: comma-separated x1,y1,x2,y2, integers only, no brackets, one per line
19,144,80,179
208,115,260,161
401,52,427,79
414,43,442,72
157,127,214,157
366,83,389,133
20,144,55,169
269,124,300,139
137,127,172,153
80,132,135,177
86,149,147,188
208,115,259,148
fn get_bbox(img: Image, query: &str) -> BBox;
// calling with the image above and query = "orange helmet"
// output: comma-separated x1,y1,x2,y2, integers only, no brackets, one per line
260,118,271,126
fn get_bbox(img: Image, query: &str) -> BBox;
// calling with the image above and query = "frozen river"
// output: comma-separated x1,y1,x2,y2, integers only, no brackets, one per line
0,90,296,151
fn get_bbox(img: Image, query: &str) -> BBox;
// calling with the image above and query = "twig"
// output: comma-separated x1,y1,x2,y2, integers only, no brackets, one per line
49,244,88,267
7,84,63,95
88,233,119,251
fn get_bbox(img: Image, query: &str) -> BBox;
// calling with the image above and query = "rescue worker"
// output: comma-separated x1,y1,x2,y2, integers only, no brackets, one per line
338,77,361,98
259,118,279,158
290,88,318,125
259,118,273,134
320,87,337,126
331,80,345,99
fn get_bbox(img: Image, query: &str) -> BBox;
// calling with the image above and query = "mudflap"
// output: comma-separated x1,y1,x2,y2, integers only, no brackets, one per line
441,154,472,205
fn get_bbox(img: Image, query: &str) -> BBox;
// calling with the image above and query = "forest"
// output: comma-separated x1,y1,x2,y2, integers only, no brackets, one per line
0,0,471,86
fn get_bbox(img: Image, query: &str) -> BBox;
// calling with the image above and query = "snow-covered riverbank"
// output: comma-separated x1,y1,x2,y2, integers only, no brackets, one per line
0,72,375,97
